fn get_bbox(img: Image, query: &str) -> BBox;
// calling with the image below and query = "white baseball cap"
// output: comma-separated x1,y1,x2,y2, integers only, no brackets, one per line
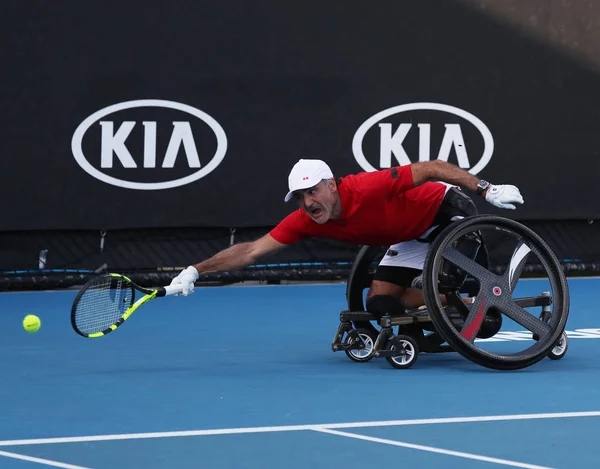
284,159,334,202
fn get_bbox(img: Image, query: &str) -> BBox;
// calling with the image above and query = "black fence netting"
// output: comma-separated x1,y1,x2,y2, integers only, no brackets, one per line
2,219,599,291
1,226,360,290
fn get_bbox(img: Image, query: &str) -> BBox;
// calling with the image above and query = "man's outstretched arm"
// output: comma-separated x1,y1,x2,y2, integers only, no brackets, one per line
171,234,287,295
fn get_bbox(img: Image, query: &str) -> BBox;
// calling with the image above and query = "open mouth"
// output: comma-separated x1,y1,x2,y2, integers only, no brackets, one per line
310,207,322,217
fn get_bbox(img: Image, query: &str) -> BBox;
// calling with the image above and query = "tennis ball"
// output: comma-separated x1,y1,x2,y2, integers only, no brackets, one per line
23,314,41,333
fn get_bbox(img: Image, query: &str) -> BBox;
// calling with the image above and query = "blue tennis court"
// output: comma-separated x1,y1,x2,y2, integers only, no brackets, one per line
1,277,600,468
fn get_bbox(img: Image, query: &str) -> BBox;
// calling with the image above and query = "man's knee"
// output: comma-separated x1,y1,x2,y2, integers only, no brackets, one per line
366,294,406,318
367,278,407,297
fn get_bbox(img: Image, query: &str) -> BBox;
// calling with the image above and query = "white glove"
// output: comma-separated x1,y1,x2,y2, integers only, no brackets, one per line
485,184,524,210
169,266,199,296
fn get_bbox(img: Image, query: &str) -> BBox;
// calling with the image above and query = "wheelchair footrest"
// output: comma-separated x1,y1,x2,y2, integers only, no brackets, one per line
340,309,434,326
339,311,376,322
340,308,465,328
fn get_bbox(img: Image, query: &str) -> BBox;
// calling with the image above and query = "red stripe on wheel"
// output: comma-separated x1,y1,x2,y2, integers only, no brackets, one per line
461,296,485,341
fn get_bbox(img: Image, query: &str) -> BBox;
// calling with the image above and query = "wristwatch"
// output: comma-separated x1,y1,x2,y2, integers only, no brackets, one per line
476,179,490,196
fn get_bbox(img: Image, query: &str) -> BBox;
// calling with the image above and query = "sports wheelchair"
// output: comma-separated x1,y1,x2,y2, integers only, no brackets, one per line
331,215,570,370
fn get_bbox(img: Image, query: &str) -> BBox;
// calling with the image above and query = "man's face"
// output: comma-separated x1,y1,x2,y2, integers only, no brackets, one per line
292,179,338,224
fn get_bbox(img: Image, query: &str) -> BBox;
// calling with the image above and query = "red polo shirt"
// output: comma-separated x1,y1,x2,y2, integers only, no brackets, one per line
270,166,447,246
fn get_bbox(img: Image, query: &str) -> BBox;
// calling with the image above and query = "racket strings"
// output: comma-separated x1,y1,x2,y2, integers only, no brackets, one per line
74,277,133,334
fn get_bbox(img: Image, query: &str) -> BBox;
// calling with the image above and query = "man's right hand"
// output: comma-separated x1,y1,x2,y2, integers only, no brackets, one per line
169,266,199,296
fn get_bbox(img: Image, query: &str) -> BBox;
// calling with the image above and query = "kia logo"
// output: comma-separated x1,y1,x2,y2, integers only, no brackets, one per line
352,103,493,174
71,99,227,190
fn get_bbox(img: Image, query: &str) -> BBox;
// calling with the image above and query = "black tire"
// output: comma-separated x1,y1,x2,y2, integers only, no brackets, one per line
422,215,570,371
344,328,378,362
385,335,419,369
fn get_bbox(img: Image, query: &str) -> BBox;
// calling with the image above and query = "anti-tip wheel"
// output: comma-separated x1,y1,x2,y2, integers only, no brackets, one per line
385,335,419,369
547,332,568,360
344,328,378,362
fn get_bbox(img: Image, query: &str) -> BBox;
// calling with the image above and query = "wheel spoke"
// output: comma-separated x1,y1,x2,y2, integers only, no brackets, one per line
441,246,497,282
500,301,551,338
460,295,487,343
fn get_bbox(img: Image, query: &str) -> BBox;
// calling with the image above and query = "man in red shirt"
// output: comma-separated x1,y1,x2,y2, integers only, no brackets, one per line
170,159,523,316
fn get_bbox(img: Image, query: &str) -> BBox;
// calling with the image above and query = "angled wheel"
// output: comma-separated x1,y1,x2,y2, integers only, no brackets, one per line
422,215,570,371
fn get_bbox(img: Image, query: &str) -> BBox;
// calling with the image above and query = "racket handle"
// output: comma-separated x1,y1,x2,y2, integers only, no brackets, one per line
156,284,184,297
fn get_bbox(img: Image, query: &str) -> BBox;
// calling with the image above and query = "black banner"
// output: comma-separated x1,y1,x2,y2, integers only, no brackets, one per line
2,0,600,231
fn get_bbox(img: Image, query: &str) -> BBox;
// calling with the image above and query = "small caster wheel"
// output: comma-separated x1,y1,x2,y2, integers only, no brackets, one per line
386,334,419,369
547,332,568,360
344,328,378,362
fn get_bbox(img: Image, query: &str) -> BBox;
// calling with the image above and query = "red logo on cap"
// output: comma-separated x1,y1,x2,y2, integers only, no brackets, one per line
302,176,308,180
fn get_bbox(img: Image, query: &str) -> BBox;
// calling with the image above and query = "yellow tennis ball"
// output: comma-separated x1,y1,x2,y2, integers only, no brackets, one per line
23,314,41,333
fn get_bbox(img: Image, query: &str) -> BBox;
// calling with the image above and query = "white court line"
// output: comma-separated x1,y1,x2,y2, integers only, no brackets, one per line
0,411,599,447
0,450,92,469
314,428,554,469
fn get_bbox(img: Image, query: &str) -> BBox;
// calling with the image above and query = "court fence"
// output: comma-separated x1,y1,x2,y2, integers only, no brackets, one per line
2,219,599,291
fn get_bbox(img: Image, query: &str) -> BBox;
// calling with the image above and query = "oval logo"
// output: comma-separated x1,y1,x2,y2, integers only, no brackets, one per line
71,99,227,190
352,102,493,174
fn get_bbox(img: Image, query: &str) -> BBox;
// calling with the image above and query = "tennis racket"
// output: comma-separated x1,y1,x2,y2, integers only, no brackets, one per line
71,273,183,338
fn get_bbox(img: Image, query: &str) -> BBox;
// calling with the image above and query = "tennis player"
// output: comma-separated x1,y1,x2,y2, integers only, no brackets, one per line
170,159,523,316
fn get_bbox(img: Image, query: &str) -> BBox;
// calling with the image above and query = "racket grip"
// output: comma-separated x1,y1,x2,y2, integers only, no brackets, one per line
156,284,184,297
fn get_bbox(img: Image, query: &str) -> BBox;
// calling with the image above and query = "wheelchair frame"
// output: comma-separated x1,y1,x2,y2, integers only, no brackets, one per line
331,215,570,370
